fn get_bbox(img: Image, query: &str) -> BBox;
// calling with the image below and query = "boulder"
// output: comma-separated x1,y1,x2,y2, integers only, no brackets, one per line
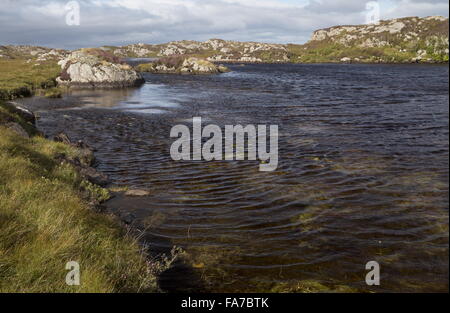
54,132,95,167
4,122,29,138
53,132,72,144
79,167,110,187
57,49,145,88
4,102,36,125
180,57,221,73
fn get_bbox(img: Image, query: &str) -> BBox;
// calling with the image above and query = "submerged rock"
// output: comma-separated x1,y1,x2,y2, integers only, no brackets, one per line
56,49,144,88
125,189,151,197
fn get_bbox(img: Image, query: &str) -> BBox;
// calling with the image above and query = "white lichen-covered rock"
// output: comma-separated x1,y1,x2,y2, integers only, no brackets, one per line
309,16,448,49
107,38,290,63
180,57,219,73
306,16,448,63
57,50,144,88
137,57,229,74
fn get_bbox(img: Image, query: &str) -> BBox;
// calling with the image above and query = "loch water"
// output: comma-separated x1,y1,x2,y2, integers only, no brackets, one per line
19,63,449,292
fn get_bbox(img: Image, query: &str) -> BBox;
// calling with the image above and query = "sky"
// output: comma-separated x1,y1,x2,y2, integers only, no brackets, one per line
0,0,448,49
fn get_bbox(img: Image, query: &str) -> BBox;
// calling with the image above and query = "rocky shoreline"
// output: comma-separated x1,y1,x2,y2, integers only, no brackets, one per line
0,99,171,292
5,101,162,218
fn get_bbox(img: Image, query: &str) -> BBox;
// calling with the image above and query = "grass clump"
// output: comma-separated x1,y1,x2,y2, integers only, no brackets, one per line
79,48,123,64
136,62,156,72
42,87,64,98
0,102,161,292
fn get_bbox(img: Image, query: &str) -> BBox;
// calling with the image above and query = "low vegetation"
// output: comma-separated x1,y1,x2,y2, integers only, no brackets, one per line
0,59,61,100
0,102,162,292
288,40,449,63
288,16,449,63
78,48,124,64
42,87,64,98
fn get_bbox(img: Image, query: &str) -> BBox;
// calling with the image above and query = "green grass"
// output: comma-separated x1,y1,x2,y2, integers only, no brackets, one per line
135,63,156,72
0,102,162,292
42,87,64,98
287,42,432,63
0,59,61,100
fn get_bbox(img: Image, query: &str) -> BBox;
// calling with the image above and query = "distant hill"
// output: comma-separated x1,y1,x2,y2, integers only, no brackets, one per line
102,39,290,63
102,16,448,64
1,16,448,64
292,15,449,63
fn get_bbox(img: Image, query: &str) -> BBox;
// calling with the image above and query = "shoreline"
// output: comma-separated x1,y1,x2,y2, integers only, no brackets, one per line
0,100,173,292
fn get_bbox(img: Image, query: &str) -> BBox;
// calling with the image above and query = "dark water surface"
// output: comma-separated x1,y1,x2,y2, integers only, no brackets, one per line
20,64,449,292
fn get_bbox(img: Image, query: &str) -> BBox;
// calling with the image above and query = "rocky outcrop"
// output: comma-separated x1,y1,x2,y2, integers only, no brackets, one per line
304,16,449,63
0,102,39,138
53,132,110,187
100,17,448,64
104,39,290,63
2,16,448,65
3,123,29,138
0,45,68,62
56,49,144,88
136,57,229,74
2,102,36,125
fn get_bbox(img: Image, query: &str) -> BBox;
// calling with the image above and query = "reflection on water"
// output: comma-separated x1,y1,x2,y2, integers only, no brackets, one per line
19,64,449,292
69,88,136,108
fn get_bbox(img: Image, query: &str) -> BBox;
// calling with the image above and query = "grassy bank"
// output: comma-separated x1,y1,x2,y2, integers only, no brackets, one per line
0,102,161,292
0,59,61,100
287,42,449,64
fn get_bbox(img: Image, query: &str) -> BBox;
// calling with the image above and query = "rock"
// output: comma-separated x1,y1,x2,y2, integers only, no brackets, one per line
340,57,352,63
217,65,230,73
53,133,95,167
180,57,220,73
4,122,29,138
53,132,72,144
57,49,145,88
79,166,110,187
137,56,229,74
4,102,36,125
125,189,151,197
121,212,136,225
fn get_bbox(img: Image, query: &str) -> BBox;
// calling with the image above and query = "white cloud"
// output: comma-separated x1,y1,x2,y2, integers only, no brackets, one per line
0,0,447,49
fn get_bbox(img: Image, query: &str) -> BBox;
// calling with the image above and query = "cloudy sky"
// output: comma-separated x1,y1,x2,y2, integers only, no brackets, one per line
0,0,448,49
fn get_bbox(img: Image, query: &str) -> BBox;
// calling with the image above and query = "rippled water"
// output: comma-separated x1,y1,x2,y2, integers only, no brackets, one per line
20,64,449,292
